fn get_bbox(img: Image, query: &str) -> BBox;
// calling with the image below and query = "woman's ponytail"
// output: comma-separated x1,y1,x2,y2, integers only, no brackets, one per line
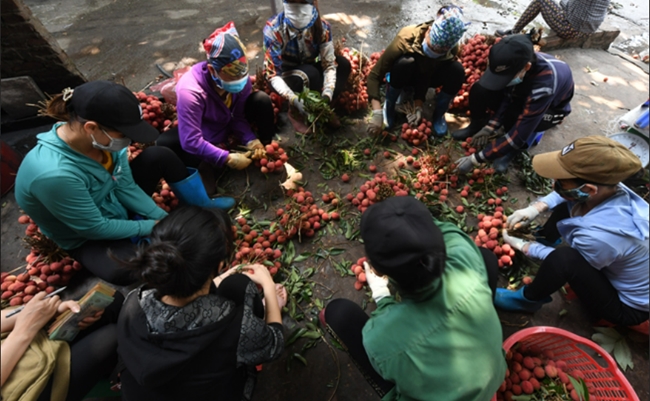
38,93,71,121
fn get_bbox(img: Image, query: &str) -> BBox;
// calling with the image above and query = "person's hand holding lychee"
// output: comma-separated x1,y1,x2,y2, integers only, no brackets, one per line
363,262,390,302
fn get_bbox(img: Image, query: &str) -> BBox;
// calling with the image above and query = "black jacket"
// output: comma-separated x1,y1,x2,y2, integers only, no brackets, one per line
117,277,283,401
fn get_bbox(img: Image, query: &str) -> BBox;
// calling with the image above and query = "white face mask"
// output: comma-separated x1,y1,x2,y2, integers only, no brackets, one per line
91,129,131,152
284,3,315,30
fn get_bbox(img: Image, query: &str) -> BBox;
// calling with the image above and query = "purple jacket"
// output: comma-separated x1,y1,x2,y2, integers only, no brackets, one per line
176,61,257,166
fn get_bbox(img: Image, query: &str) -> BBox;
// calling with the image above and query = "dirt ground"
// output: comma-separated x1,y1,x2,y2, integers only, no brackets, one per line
2,0,649,400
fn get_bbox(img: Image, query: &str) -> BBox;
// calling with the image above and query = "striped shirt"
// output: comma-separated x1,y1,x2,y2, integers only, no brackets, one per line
478,53,574,162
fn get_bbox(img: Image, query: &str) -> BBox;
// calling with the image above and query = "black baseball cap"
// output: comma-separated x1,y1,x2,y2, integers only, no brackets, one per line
480,34,534,91
69,81,160,143
360,196,446,274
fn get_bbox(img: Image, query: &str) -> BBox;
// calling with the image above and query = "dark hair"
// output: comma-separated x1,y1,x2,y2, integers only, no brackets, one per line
117,206,234,298
372,251,446,293
39,92,111,131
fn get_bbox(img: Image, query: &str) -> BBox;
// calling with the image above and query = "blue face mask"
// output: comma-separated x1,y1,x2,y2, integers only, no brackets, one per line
422,41,443,59
212,73,248,94
554,180,591,202
507,76,523,87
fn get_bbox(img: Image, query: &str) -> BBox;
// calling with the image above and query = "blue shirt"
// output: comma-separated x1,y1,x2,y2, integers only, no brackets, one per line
530,185,649,311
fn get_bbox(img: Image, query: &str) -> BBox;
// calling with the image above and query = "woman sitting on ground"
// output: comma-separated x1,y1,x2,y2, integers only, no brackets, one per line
496,0,611,40
320,196,506,400
263,0,351,127
116,206,286,401
1,290,124,401
158,22,275,196
366,5,468,137
497,136,648,333
15,81,234,287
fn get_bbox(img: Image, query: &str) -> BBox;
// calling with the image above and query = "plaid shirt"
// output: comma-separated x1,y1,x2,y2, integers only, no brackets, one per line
561,0,611,33
263,13,336,99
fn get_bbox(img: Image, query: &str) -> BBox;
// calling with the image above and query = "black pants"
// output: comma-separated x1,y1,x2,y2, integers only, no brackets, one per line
524,206,648,326
467,82,567,132
37,291,125,401
157,91,276,167
282,55,352,100
388,56,465,100
67,146,187,286
321,249,498,398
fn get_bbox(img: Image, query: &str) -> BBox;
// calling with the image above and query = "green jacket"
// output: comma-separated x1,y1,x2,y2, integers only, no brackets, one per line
15,123,167,250
362,220,506,401
367,22,460,102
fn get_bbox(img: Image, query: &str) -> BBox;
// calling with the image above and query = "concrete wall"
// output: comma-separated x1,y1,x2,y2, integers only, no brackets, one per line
1,0,86,96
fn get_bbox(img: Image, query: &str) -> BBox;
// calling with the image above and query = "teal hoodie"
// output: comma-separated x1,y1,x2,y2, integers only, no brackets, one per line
15,123,167,250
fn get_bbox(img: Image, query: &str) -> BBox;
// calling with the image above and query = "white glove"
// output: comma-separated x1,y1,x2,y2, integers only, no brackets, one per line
407,106,422,127
290,95,307,116
506,203,545,229
321,90,333,103
367,109,384,136
502,229,532,253
363,262,390,302
455,153,480,174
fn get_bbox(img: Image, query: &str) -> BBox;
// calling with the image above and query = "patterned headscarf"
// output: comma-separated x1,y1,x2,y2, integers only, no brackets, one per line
202,21,248,78
428,6,468,53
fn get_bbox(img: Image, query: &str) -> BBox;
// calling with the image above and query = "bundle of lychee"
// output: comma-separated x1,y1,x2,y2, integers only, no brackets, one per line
127,142,149,162
400,119,433,146
230,217,286,275
346,173,409,213
278,187,329,239
134,91,177,132
460,136,478,156
253,141,289,174
473,210,516,268
19,215,71,271
409,153,454,194
332,40,382,114
349,256,368,291
451,34,500,113
16,215,84,283
152,179,179,213
464,166,498,187
252,68,284,123
497,343,595,401
1,269,60,307
3,218,83,307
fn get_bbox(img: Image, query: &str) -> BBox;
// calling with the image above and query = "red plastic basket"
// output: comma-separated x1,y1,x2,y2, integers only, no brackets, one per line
491,326,639,401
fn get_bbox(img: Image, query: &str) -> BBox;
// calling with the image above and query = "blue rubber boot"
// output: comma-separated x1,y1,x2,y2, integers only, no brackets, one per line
432,91,453,136
383,84,401,130
527,131,545,147
169,167,236,210
494,286,552,313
